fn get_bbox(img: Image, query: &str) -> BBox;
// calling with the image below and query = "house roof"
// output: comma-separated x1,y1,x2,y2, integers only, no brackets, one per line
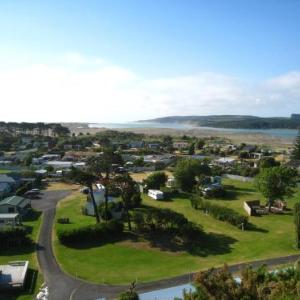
0,174,16,184
0,182,10,192
0,196,30,208
0,213,19,219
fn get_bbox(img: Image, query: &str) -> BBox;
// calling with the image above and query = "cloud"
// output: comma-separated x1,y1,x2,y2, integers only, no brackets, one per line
0,53,299,123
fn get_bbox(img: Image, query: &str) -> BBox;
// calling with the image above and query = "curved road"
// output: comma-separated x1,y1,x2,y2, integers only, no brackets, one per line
33,190,300,300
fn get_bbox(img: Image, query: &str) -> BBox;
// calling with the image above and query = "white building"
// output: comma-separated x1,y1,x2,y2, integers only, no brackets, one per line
148,189,164,200
0,261,29,289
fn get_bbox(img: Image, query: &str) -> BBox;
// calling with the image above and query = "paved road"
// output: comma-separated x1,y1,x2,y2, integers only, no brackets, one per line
34,190,300,300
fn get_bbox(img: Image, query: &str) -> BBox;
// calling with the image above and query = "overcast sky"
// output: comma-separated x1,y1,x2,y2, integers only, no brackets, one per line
0,0,299,123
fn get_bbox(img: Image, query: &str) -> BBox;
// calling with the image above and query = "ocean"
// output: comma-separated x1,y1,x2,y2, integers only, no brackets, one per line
89,122,298,139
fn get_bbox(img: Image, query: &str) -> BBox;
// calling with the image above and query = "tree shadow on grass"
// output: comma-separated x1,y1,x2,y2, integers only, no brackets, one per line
246,223,269,233
141,231,237,257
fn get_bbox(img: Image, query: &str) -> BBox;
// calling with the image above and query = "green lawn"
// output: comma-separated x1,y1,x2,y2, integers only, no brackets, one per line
53,179,300,285
0,210,42,300
0,169,11,174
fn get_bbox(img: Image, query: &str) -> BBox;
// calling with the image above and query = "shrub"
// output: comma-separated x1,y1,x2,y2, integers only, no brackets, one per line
57,219,124,245
0,227,31,250
191,196,248,229
160,186,179,199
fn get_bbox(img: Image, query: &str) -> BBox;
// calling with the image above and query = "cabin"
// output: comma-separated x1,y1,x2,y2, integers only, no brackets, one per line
0,213,20,227
173,141,189,150
0,196,31,216
0,261,29,289
148,189,164,200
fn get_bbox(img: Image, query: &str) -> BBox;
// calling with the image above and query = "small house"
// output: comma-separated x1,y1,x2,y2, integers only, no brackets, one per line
0,213,20,227
173,141,189,150
0,196,31,216
0,261,29,289
148,189,164,200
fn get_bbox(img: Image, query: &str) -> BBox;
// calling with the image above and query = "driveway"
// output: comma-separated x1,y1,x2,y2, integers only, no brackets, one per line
34,190,300,300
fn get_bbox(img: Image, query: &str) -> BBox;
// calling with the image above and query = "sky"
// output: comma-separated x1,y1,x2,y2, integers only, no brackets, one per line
0,0,300,123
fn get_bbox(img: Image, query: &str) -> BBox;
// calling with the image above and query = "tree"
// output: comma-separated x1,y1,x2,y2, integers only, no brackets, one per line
292,130,300,159
86,149,123,221
112,174,141,231
259,157,280,168
196,139,205,150
294,203,300,248
188,143,195,155
255,166,298,210
174,158,211,192
144,172,167,189
69,167,100,223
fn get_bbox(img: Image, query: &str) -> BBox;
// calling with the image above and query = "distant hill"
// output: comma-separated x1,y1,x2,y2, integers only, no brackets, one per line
139,115,300,129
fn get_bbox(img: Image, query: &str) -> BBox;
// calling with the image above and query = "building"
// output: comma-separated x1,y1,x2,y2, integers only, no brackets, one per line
0,196,31,216
0,213,20,227
84,184,119,217
173,141,189,150
0,182,11,199
214,157,236,165
0,261,29,289
148,189,164,200
0,174,17,189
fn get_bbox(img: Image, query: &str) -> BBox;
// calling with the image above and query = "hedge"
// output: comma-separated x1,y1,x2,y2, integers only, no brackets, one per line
57,219,124,245
0,226,31,250
191,196,248,229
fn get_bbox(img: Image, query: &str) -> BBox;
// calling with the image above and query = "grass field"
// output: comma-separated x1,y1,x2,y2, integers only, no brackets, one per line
53,179,300,285
0,210,43,300
0,169,11,174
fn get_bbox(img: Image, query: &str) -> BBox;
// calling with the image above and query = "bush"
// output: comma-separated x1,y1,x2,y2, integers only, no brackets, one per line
160,186,179,199
191,196,248,229
0,227,31,250
57,219,124,245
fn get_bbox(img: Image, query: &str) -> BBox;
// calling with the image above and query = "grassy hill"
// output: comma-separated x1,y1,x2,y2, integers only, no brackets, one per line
140,114,300,129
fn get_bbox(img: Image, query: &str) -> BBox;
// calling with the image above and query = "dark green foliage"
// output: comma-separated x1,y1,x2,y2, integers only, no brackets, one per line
132,207,203,243
184,264,300,300
119,291,139,300
174,158,211,192
255,166,298,209
57,220,124,245
259,157,280,168
132,207,189,232
294,203,300,248
0,227,31,250
160,186,179,199
119,282,139,300
144,171,167,189
191,196,248,229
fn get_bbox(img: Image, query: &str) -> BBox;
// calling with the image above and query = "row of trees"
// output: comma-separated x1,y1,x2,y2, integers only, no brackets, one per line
0,122,70,137
183,263,300,300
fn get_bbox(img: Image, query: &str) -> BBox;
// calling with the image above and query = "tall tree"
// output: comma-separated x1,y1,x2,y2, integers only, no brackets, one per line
292,129,300,160
69,167,100,223
144,172,167,189
86,149,123,221
294,203,300,248
112,174,141,231
255,166,298,210
174,158,211,192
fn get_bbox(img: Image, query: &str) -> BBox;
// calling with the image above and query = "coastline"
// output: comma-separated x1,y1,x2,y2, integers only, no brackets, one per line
64,123,293,148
